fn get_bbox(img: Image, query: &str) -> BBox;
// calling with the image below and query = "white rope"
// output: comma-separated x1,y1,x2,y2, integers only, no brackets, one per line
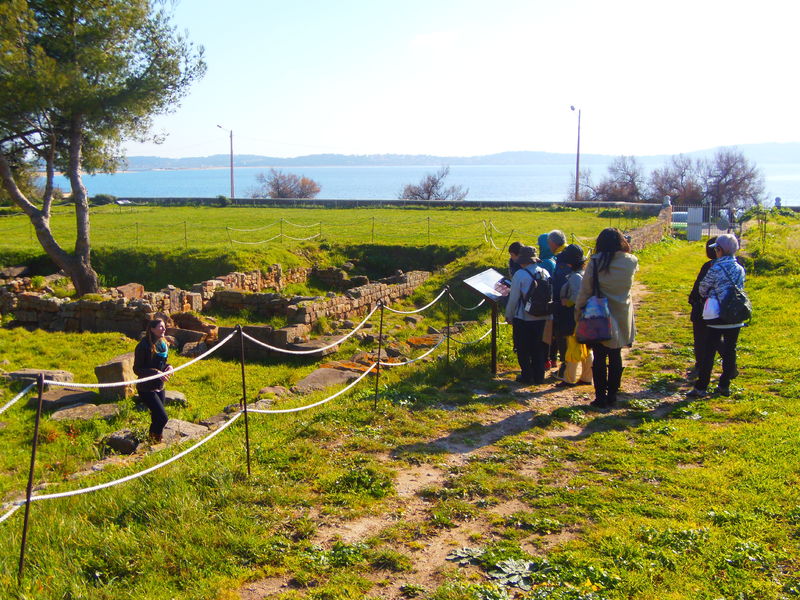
489,221,505,234
447,292,486,311
248,364,376,414
0,381,36,415
0,504,21,524
281,233,321,242
488,235,500,250
282,219,321,229
383,288,447,314
43,330,238,389
230,234,282,245
225,222,279,232
379,336,444,366
241,304,379,355
7,412,242,506
446,326,493,346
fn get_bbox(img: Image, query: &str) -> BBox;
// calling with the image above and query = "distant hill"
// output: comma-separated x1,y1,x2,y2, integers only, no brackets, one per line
122,143,800,172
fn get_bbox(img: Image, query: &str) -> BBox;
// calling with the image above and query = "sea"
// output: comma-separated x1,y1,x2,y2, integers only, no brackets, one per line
46,160,800,206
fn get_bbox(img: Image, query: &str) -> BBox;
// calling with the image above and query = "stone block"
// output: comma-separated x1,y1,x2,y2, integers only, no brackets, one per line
164,390,187,407
94,353,136,401
270,324,311,347
291,368,358,394
9,369,74,390
166,327,205,348
28,387,97,410
116,283,144,299
257,385,289,398
105,429,140,454
51,403,120,422
180,341,208,357
0,265,29,278
162,419,208,444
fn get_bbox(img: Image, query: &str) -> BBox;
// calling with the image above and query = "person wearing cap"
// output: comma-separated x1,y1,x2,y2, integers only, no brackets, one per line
556,244,593,387
687,233,746,398
505,245,552,384
687,237,718,380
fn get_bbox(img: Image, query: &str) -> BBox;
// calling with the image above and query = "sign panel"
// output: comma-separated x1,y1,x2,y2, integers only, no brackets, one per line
463,268,511,304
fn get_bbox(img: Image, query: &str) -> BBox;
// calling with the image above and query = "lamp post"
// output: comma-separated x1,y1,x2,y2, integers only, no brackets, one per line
217,125,234,200
570,106,581,202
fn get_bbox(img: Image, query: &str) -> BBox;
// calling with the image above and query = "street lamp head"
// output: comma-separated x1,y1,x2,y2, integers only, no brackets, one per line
216,124,223,129
570,105,575,111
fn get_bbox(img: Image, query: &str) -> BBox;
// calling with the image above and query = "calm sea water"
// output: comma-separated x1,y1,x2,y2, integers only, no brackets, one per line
47,161,800,206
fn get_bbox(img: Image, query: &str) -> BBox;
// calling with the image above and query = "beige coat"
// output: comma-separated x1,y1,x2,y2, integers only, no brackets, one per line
575,252,638,349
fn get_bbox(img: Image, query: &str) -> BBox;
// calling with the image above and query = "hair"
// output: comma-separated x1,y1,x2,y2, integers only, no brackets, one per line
705,236,718,261
146,318,165,354
594,228,631,272
547,230,567,247
714,233,739,256
561,244,586,272
508,241,522,254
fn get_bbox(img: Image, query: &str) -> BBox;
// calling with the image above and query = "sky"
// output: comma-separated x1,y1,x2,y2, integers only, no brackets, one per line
124,0,800,159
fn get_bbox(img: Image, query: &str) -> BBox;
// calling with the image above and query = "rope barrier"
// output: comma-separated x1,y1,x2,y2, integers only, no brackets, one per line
281,233,321,242
248,363,376,414
281,219,321,229
447,292,486,311
229,234,283,245
1,412,242,510
445,326,493,346
382,288,448,315
0,504,21,524
42,330,238,389
379,335,444,366
225,222,280,232
240,304,379,355
0,381,36,416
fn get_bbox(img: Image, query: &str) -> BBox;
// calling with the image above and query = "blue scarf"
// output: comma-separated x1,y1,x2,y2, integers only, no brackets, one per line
154,339,168,359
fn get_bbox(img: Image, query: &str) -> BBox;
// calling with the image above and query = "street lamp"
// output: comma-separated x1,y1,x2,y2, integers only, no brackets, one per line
569,106,581,202
217,124,234,200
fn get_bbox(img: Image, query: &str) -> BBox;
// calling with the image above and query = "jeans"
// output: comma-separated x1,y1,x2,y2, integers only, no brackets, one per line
139,388,168,436
589,344,623,402
513,318,547,383
695,326,741,390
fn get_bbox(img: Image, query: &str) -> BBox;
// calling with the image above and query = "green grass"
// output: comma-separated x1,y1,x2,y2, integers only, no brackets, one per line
1,218,798,599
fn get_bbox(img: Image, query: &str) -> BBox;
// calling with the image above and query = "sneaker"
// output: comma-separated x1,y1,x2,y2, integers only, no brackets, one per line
555,380,575,388
557,364,567,379
686,388,708,398
588,398,607,410
515,375,533,384
716,385,731,397
686,368,699,380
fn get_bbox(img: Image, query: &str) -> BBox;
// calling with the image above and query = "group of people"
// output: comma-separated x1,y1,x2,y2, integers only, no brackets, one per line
505,228,637,408
504,228,745,409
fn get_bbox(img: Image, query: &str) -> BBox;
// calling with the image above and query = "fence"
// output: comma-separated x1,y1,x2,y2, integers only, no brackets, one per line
0,284,493,580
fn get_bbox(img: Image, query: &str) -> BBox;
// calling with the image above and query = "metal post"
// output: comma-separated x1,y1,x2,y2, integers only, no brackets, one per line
226,227,232,247
427,216,431,244
373,302,385,410
500,228,515,256
445,287,451,367
18,373,45,580
491,303,498,375
236,325,251,477
280,218,284,244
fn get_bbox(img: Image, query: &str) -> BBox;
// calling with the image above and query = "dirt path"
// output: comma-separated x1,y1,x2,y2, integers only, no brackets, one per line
236,280,688,599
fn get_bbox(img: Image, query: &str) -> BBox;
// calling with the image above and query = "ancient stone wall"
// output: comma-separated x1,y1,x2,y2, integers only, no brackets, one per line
626,205,672,252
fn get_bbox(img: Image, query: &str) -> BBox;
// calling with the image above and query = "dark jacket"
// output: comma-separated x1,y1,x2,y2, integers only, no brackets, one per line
133,337,170,393
688,260,713,323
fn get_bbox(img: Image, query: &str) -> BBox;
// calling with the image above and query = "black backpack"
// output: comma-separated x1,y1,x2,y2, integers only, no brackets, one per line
522,267,554,317
718,267,752,324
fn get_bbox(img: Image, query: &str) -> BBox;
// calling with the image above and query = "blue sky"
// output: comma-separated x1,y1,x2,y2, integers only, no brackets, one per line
125,0,800,159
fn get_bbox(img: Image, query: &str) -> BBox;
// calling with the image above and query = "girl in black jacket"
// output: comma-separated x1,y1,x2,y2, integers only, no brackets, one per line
687,237,717,380
133,318,173,442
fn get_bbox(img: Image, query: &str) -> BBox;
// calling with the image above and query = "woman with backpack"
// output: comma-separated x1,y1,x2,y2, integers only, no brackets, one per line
505,245,553,385
687,233,747,398
575,228,638,408
133,318,174,442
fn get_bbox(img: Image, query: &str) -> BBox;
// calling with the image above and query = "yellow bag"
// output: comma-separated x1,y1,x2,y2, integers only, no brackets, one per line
565,335,589,363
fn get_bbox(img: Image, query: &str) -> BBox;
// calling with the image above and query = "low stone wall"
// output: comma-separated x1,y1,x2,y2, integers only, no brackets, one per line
626,205,672,251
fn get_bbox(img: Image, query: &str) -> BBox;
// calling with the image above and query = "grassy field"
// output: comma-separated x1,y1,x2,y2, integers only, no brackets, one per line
1,212,798,599
0,205,647,290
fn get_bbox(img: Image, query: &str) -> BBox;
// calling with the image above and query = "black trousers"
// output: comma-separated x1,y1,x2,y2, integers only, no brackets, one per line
139,388,168,436
513,318,547,383
695,326,741,391
691,319,707,371
589,344,623,402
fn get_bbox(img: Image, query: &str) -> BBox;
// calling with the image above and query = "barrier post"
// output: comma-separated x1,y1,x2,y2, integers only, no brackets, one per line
18,373,45,580
427,216,431,244
373,301,385,410
491,303,498,375
280,218,284,244
445,286,451,366
236,325,252,477
226,227,232,247
500,228,515,256
319,222,322,238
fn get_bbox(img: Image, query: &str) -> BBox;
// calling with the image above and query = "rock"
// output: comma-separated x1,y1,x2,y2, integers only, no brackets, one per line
407,335,441,349
349,275,369,287
115,283,144,300
427,326,441,334
257,385,289,398
0,422,6,430
164,390,187,407
162,419,208,444
199,413,229,430
94,353,136,401
172,312,218,336
326,291,336,298
287,337,340,358
291,368,359,394
8,369,73,390
250,399,273,410
0,265,30,278
105,429,140,454
362,334,389,345
223,403,241,414
166,327,205,348
342,319,355,328
179,341,208,357
51,403,120,422
404,314,424,325
271,324,311,346
319,360,373,373
30,388,97,411
385,343,406,358
342,262,355,271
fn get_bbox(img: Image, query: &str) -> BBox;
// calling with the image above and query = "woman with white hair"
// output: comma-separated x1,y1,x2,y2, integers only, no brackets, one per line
687,233,747,398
